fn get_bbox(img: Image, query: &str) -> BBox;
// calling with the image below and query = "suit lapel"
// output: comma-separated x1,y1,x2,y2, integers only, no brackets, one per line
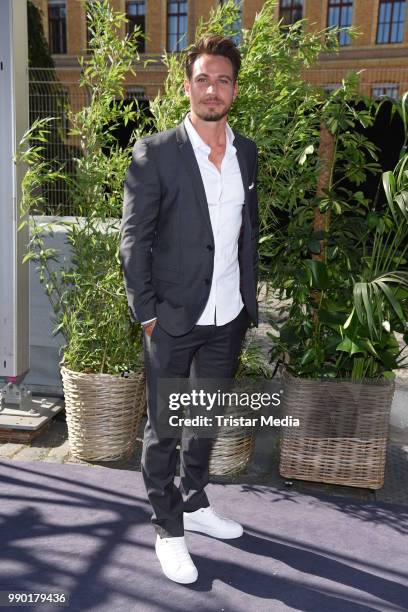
233,132,249,211
176,122,214,240
233,130,252,231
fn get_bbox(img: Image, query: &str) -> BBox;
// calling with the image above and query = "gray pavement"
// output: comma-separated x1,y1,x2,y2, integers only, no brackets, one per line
2,458,407,612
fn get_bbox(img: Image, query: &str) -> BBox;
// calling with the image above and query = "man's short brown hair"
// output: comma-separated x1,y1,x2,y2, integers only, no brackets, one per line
185,34,241,82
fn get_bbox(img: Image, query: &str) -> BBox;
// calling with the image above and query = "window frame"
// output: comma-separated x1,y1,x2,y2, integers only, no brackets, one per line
48,0,67,55
371,83,400,99
167,0,188,52
126,0,146,53
327,0,354,46
376,0,406,44
126,87,146,100
220,0,243,44
278,0,304,27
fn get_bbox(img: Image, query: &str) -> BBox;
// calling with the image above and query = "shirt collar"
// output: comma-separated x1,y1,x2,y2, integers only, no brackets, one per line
184,112,236,155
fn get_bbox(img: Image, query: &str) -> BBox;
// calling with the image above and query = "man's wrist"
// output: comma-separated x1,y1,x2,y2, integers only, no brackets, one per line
142,317,157,327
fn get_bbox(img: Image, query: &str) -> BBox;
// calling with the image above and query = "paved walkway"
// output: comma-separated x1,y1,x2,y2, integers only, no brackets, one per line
1,458,407,612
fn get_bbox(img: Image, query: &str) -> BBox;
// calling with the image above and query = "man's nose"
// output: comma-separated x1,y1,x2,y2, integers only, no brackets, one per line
206,83,217,94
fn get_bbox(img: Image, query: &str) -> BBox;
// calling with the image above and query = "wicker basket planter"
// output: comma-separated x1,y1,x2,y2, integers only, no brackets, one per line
61,365,146,462
279,369,395,489
209,403,256,476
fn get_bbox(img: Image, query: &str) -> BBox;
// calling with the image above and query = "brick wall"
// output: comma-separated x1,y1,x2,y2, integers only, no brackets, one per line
31,0,408,101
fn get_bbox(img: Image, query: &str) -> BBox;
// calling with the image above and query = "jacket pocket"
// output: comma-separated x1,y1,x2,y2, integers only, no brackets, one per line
152,263,180,283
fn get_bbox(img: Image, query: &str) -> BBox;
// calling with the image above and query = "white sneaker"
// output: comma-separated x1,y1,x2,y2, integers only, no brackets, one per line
155,535,198,584
183,506,244,539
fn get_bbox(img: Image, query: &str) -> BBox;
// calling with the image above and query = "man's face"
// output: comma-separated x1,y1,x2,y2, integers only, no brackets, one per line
184,54,238,122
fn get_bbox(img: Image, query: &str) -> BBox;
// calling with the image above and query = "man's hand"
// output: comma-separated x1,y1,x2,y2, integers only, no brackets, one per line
143,319,157,338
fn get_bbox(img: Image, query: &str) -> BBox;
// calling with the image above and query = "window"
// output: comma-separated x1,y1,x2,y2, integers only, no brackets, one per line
279,0,303,27
376,0,406,44
126,1,145,53
126,87,146,100
372,83,399,99
232,0,242,45
48,0,67,54
167,1,188,52
327,0,353,46
220,0,243,44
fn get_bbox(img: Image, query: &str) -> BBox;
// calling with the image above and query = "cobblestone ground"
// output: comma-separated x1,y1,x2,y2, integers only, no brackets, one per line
1,284,408,505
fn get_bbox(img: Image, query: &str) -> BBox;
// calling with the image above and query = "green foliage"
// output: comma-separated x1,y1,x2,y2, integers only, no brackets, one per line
16,0,144,374
236,337,274,379
269,90,408,380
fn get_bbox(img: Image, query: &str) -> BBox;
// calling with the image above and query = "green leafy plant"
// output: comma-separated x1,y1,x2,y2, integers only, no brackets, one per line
16,0,146,374
236,336,274,379
269,90,408,380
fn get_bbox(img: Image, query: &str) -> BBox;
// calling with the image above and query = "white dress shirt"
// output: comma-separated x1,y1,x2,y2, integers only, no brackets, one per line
184,112,245,326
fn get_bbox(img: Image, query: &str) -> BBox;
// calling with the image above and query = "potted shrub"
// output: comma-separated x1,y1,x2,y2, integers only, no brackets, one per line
268,87,408,489
16,0,147,461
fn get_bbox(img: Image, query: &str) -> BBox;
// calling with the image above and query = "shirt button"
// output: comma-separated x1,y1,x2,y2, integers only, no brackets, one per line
204,278,210,285
206,245,214,251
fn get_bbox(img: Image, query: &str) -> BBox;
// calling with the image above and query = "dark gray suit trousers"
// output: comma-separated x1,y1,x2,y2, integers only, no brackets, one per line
142,306,250,538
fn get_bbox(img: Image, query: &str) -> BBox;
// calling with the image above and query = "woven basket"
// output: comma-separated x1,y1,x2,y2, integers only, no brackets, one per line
209,429,255,475
279,369,394,489
61,365,146,462
209,403,255,475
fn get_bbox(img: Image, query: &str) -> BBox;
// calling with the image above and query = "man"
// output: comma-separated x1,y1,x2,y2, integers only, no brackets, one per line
120,34,259,584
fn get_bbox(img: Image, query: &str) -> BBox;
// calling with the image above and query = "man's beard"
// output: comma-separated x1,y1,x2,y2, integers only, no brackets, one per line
195,102,230,122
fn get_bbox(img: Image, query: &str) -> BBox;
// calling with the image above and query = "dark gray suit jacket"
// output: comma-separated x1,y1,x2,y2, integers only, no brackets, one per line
120,120,259,336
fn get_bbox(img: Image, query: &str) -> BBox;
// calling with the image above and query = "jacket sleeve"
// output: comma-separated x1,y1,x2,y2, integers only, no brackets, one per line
120,139,161,323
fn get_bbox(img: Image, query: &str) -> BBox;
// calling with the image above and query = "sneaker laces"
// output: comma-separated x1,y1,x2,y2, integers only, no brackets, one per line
203,506,231,524
162,538,192,567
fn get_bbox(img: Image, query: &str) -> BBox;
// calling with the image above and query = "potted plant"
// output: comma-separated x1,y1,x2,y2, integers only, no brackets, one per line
268,86,408,489
16,0,147,461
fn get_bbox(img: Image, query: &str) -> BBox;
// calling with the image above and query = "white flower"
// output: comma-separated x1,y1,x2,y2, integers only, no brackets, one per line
382,320,390,332
298,144,314,166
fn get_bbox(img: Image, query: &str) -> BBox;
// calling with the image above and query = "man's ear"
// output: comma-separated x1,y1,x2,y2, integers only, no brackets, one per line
184,79,190,96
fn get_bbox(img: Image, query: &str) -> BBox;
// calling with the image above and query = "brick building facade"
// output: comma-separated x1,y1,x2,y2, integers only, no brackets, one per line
32,1,408,101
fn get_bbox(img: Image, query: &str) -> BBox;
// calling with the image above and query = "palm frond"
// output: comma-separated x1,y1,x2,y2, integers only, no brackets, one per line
353,272,408,335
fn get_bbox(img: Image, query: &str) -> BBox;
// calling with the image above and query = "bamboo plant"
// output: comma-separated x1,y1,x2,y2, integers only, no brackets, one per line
16,0,146,375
